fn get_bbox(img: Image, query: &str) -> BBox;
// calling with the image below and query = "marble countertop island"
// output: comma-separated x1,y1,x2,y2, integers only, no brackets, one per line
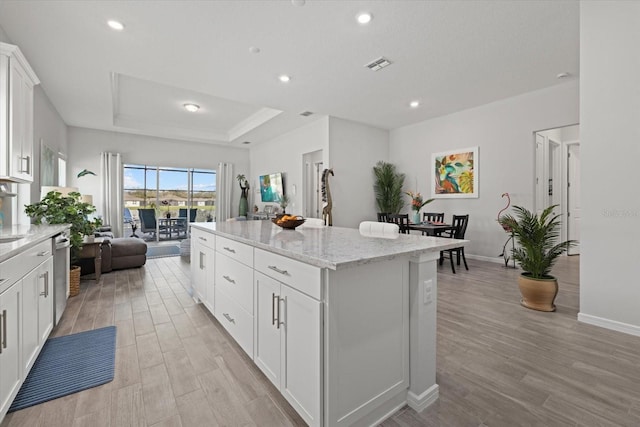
191,220,467,270
0,224,70,262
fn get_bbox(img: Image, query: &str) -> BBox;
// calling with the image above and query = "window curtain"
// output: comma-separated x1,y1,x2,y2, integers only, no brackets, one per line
100,152,123,237
217,162,233,222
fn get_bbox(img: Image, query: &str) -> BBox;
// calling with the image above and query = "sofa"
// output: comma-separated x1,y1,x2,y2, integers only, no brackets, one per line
79,237,147,275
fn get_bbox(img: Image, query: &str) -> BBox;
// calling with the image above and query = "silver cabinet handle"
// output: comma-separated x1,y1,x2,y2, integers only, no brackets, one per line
40,271,49,297
223,275,235,284
199,251,204,270
272,293,277,326
1,309,6,352
223,313,235,324
276,296,283,329
20,155,31,174
198,236,207,241
268,265,289,276
37,251,50,257
223,247,236,254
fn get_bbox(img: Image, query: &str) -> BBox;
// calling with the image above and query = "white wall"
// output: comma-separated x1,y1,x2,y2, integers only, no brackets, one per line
249,117,329,215
389,81,579,260
579,1,640,334
328,117,389,228
67,126,250,218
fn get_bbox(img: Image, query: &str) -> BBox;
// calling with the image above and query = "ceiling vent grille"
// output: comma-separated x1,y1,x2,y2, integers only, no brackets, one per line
300,111,313,117
365,57,392,71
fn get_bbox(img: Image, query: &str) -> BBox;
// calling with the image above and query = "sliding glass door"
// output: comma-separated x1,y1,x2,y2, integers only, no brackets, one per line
124,164,216,242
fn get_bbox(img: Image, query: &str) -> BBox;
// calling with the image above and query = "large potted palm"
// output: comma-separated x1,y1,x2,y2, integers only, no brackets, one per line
498,205,575,311
373,161,405,215
25,190,102,296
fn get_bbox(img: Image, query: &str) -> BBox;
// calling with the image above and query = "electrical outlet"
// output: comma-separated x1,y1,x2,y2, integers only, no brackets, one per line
423,279,433,304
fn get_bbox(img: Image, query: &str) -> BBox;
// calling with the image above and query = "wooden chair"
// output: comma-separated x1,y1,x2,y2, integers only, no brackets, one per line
422,212,444,223
422,212,445,235
377,212,390,222
439,214,469,273
388,213,410,234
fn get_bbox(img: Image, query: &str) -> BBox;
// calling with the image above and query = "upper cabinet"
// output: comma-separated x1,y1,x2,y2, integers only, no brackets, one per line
0,42,40,183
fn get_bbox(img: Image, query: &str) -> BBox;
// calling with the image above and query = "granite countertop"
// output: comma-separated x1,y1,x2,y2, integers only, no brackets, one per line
0,224,70,263
191,221,468,270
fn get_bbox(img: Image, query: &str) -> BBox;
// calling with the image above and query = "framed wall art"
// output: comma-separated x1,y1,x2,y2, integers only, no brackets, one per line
431,146,478,198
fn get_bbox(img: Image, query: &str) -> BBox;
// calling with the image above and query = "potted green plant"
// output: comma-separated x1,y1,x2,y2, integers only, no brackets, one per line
25,191,102,295
498,205,575,312
278,194,290,214
373,161,405,215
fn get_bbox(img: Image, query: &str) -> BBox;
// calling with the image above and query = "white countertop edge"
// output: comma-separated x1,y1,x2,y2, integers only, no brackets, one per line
0,224,70,263
191,222,468,270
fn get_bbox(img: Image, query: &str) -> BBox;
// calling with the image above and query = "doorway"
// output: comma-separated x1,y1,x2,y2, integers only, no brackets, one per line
302,150,323,219
534,124,580,254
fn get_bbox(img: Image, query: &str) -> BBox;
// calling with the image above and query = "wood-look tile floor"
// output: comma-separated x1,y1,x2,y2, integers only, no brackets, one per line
3,254,640,427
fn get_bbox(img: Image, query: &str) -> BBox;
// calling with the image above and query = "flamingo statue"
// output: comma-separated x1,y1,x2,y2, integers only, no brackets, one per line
497,192,516,268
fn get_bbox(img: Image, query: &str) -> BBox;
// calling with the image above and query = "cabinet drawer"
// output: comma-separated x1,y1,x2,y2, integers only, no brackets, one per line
215,287,254,358
0,239,52,292
254,248,321,300
216,236,253,267
215,253,253,315
191,227,214,249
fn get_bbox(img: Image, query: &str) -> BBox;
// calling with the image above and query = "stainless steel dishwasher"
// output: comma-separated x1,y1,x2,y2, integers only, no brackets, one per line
53,232,70,326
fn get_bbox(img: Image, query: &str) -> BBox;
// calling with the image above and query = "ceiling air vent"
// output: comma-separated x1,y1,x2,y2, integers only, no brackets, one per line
242,141,251,145
365,57,392,71
300,111,313,117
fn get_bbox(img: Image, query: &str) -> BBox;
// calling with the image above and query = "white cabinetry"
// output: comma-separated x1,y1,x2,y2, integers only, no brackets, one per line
214,236,254,357
0,238,53,420
0,281,21,418
190,227,214,311
254,249,322,427
0,42,39,183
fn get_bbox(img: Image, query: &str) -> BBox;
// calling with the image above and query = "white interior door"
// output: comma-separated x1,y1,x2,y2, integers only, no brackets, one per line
535,134,545,215
302,150,323,218
567,143,581,255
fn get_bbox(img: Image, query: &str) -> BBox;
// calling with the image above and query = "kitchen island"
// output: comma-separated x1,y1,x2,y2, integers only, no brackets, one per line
190,220,467,427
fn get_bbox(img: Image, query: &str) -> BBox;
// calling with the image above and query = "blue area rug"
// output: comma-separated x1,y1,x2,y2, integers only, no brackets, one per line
9,326,116,412
146,245,181,259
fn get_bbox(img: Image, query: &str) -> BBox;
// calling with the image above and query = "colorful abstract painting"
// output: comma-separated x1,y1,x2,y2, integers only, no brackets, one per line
431,146,478,198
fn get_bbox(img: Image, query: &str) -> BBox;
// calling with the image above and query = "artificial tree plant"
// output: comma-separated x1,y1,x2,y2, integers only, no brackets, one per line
373,161,406,215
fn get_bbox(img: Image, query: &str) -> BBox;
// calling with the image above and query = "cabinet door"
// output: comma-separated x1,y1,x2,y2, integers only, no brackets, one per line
21,267,40,376
190,240,206,302
8,58,31,182
0,282,22,416
280,284,322,427
254,272,281,387
203,248,214,314
37,258,54,346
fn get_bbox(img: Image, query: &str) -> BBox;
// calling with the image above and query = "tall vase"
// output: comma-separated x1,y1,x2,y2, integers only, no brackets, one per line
239,196,248,217
413,211,421,224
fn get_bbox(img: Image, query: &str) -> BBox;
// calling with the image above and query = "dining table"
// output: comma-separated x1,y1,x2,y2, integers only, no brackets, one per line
408,222,455,236
158,217,188,239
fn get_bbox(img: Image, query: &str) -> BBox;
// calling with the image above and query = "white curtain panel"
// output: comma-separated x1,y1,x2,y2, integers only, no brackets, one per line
217,162,233,222
100,152,123,237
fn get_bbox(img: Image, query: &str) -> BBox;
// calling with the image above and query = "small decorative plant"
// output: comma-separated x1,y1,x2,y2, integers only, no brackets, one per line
279,194,290,213
405,190,434,212
498,205,575,279
25,191,102,265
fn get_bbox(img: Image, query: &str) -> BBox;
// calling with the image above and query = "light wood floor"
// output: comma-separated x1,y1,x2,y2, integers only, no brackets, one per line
3,254,640,427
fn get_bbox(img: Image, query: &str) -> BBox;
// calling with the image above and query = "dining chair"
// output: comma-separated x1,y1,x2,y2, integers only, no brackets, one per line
388,213,410,234
138,208,169,239
422,212,445,236
123,207,139,237
377,212,390,223
439,214,469,274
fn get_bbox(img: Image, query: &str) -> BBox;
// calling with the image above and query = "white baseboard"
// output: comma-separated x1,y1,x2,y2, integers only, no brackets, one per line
407,384,439,413
578,313,640,337
465,253,519,267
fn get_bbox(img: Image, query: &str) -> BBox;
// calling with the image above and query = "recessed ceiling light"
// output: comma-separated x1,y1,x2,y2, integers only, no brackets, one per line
410,101,420,108
556,72,570,79
183,103,200,112
356,13,372,25
249,46,260,54
279,75,291,83
107,20,125,31
291,0,306,6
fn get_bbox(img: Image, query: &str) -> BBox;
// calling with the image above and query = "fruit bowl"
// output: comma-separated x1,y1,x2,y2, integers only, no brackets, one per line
272,215,306,230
